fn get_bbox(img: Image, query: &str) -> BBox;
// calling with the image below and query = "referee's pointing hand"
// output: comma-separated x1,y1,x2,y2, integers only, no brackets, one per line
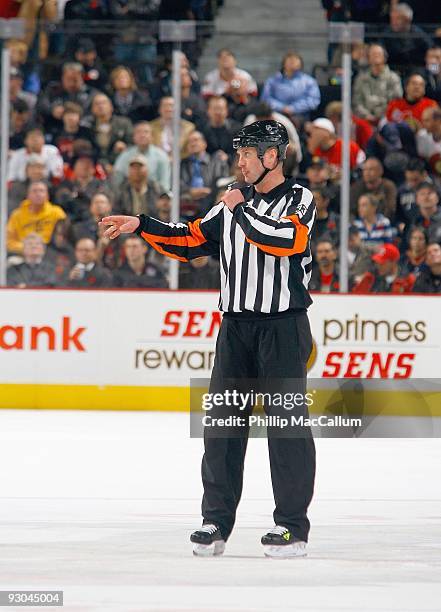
223,189,245,212
99,215,140,239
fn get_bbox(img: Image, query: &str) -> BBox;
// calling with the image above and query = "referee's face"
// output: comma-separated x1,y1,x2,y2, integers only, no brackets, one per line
237,147,273,184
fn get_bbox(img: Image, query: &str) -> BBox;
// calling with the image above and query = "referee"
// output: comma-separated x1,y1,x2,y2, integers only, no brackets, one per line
101,120,317,559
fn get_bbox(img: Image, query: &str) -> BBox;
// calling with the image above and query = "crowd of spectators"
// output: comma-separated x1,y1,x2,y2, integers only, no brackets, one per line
3,1,441,293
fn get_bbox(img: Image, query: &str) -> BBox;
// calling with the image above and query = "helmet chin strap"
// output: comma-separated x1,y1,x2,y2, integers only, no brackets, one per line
251,157,280,186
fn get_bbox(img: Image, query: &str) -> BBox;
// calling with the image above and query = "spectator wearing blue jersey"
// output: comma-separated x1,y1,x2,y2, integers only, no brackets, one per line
261,51,320,121
353,193,395,248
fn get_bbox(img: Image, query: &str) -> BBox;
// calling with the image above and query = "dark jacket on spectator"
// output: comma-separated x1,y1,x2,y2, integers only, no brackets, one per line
178,259,220,289
83,115,133,165
311,212,340,248
180,152,229,216
350,177,397,220
111,90,153,123
45,245,76,284
7,260,57,287
309,266,340,292
115,179,161,217
55,177,107,221
114,260,167,288
380,24,433,71
412,268,441,293
200,119,240,162
38,81,98,132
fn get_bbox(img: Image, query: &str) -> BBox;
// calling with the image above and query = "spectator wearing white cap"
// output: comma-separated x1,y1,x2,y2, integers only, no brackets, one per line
307,118,365,178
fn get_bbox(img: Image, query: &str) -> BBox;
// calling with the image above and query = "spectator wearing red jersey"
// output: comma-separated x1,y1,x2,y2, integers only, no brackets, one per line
386,73,438,132
0,0,20,18
307,118,365,178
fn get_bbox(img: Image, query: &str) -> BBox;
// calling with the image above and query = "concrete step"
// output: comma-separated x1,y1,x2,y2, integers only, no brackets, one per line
198,0,328,85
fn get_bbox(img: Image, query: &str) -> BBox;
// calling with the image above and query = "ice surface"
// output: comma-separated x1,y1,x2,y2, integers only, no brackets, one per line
0,410,440,611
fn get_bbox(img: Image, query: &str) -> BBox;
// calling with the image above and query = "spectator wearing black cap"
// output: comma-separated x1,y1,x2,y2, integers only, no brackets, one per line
9,99,34,150
299,157,340,213
9,66,36,112
310,186,339,249
115,155,161,217
73,38,108,92
412,242,441,293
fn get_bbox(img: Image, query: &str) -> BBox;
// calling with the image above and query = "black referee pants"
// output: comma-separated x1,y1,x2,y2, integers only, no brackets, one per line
201,311,316,543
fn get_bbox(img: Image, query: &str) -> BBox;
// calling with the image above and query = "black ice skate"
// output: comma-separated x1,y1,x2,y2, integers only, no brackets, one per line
261,525,307,558
190,524,225,557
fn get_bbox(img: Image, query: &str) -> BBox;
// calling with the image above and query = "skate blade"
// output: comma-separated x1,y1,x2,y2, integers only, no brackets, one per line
263,543,307,558
192,540,225,557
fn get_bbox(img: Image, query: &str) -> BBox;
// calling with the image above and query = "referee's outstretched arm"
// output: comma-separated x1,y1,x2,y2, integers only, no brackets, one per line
100,203,223,261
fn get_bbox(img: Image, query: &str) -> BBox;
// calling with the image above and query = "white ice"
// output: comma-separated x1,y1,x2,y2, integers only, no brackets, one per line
0,410,440,612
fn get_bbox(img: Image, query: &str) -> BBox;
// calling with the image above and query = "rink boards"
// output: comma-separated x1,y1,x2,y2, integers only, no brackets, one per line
0,289,440,414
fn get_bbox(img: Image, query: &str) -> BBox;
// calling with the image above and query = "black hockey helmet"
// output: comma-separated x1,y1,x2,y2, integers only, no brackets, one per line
232,120,289,161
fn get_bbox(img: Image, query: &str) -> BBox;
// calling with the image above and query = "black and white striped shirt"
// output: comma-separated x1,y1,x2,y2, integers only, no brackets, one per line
136,177,316,314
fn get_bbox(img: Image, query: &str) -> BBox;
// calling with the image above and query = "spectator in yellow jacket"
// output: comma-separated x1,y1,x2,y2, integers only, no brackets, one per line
7,181,66,254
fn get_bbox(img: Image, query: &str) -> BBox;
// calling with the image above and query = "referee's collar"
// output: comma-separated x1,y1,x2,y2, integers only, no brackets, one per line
257,176,297,203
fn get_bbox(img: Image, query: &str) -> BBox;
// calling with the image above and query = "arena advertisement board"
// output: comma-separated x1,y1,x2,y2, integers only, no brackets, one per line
0,289,440,411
